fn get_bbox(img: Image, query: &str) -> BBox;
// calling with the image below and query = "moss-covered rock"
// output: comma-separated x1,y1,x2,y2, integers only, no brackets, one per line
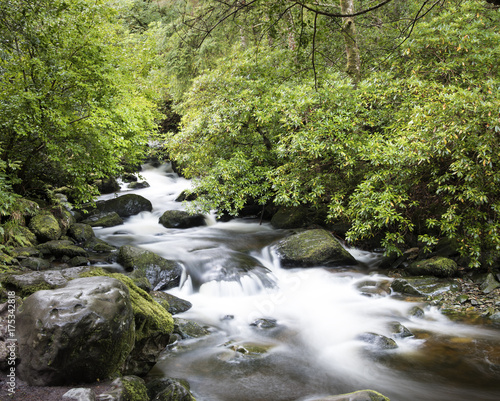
151,291,192,315
390,276,460,297
406,257,458,278
81,211,124,228
147,377,196,401
118,245,183,291
99,376,149,401
68,223,95,244
274,229,357,267
480,273,500,294
173,317,210,339
19,257,52,271
84,237,117,253
159,210,206,229
309,389,390,401
29,212,62,242
37,240,89,259
128,181,150,190
80,268,174,376
95,194,153,218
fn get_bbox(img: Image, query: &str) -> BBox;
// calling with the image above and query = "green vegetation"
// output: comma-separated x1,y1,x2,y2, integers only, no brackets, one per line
1,0,499,268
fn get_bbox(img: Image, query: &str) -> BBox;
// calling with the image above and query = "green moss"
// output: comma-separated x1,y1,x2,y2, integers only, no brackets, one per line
79,268,174,341
406,257,458,278
122,376,149,401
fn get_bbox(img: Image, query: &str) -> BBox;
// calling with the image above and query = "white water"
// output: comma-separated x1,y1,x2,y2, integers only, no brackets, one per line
95,164,500,401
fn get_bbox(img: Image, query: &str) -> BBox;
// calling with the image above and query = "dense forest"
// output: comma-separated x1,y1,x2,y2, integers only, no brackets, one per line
1,0,500,268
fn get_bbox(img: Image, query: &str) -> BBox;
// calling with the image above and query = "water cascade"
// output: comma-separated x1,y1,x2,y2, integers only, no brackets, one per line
95,164,500,401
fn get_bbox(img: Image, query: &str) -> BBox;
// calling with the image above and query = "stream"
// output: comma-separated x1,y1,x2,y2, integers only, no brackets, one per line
95,163,500,401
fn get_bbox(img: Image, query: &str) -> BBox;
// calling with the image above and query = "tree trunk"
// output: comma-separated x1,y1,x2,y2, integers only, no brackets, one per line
340,0,361,85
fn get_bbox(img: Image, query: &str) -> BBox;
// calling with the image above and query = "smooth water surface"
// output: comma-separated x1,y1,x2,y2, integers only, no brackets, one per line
95,164,500,401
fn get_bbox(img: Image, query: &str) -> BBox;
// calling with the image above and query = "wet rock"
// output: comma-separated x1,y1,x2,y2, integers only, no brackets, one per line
96,177,120,194
122,173,138,183
69,256,90,267
17,277,135,385
480,273,500,294
159,210,207,229
68,223,95,243
357,332,398,350
62,388,97,401
95,194,153,218
97,376,148,401
408,306,425,318
118,245,183,291
10,246,41,259
19,256,52,271
29,212,62,242
405,256,458,278
37,240,89,259
84,237,117,253
175,190,197,202
274,229,357,268
146,377,196,401
250,318,278,330
0,266,94,297
388,321,414,338
307,389,390,401
391,276,458,297
128,181,150,190
174,317,210,339
151,291,192,315
82,211,124,228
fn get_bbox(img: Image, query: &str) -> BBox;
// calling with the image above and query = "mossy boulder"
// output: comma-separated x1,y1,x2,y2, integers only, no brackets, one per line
118,245,183,291
406,257,458,278
480,273,500,294
68,223,95,244
84,237,117,253
274,229,357,267
81,211,124,228
29,212,62,242
37,240,89,259
96,177,120,194
95,194,153,218
16,277,136,385
19,257,52,271
151,291,192,315
147,377,196,401
309,390,390,401
391,276,460,297
128,181,150,190
99,376,149,401
173,317,210,339
80,268,174,376
159,210,207,229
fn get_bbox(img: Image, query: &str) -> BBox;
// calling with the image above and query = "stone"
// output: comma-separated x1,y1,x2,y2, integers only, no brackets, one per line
274,229,357,267
29,212,62,242
357,332,398,350
480,273,500,294
37,240,89,258
17,277,135,385
174,317,210,339
95,194,153,218
68,223,96,243
308,389,390,401
84,237,117,253
151,291,192,315
147,377,196,401
159,210,207,229
406,256,458,278
128,181,150,189
118,245,183,291
388,321,413,338
391,276,458,297
19,256,52,271
82,212,124,228
97,376,148,401
62,388,97,401
96,177,120,194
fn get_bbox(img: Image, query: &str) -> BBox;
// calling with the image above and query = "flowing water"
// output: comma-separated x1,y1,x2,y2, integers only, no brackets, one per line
95,164,500,401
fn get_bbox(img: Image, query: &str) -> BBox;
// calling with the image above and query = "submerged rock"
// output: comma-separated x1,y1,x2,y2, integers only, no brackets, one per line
274,229,357,267
307,389,390,401
159,210,207,229
17,277,135,386
118,245,183,291
405,256,458,278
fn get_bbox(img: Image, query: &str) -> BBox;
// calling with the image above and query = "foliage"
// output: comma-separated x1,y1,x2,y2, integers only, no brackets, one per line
0,0,161,205
167,1,500,267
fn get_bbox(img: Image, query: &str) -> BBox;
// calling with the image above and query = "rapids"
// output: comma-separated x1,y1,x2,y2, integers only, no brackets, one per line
95,164,500,401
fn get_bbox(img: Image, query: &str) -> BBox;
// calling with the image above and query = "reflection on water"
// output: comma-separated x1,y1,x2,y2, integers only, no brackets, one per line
95,164,500,401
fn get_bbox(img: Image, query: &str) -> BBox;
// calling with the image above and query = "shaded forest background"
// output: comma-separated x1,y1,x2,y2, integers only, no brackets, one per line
1,0,499,268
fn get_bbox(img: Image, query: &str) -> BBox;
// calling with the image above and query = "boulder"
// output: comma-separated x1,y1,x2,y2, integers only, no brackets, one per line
405,256,458,278
17,277,135,385
480,273,500,294
97,376,148,401
95,194,153,218
128,181,150,189
274,229,357,267
68,223,95,244
391,276,460,297
118,245,183,291
19,257,52,271
84,237,117,253
159,210,207,229
174,317,210,339
80,268,175,376
307,390,390,401
147,377,196,401
62,388,96,401
357,332,398,350
28,212,61,242
151,291,192,315
81,211,124,228
37,240,89,259
96,177,120,194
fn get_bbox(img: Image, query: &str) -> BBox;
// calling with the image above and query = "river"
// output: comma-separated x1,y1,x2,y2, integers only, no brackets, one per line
95,163,500,401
